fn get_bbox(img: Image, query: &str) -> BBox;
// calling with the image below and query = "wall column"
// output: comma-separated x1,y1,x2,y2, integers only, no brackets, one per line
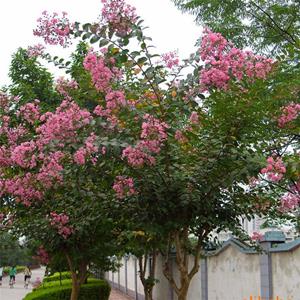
201,257,208,300
260,239,273,299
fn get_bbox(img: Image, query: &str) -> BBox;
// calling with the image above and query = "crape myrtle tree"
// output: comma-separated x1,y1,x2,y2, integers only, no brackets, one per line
0,1,292,300
0,89,126,300
172,0,300,235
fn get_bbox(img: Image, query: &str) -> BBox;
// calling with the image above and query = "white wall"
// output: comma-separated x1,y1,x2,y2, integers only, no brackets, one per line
105,242,300,300
207,246,260,300
272,247,300,298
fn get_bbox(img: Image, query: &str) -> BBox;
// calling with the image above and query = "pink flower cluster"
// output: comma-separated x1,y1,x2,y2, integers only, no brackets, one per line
113,176,136,199
37,151,64,188
37,100,92,147
251,231,263,241
27,44,45,58
50,212,74,239
105,90,126,110
101,0,137,36
11,141,37,169
189,111,199,124
5,173,43,206
260,156,286,182
122,114,169,167
279,192,300,212
33,11,73,47
35,246,50,264
17,100,41,124
0,99,95,206
277,102,300,127
56,77,78,97
161,51,180,69
83,50,122,92
0,92,19,113
73,133,99,165
199,29,273,91
174,130,188,143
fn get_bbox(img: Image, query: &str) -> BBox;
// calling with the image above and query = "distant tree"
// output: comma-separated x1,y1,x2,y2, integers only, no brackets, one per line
172,0,300,55
9,48,60,110
0,232,31,266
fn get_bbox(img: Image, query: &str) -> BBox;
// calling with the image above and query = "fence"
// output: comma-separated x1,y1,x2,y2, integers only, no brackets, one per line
105,231,300,300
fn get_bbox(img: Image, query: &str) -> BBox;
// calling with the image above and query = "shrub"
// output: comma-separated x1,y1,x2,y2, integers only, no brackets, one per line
43,271,72,282
24,280,111,300
36,278,100,290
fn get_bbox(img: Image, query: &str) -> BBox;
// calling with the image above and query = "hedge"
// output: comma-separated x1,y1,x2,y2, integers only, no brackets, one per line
24,280,111,300
43,271,72,283
36,278,101,290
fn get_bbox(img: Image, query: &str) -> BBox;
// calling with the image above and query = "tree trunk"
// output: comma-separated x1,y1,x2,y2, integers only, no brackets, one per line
162,228,208,300
70,277,80,300
65,252,88,300
138,250,157,300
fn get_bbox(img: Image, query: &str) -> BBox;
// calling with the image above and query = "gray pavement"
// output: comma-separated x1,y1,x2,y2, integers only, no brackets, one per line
0,268,45,300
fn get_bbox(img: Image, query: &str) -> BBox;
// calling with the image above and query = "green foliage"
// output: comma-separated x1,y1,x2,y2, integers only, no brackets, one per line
24,280,111,300
0,232,32,266
8,48,60,110
172,0,300,55
37,278,99,290
43,272,72,283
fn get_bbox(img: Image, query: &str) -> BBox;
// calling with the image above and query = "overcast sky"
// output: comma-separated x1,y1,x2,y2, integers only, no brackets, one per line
0,0,201,86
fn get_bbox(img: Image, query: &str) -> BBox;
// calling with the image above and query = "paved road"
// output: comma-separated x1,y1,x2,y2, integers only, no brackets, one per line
0,268,45,300
109,289,133,300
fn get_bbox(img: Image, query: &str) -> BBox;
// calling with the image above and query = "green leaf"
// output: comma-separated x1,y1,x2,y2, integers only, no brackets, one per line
131,51,140,58
137,57,147,65
82,23,91,31
99,39,109,47
90,36,100,44
82,33,92,40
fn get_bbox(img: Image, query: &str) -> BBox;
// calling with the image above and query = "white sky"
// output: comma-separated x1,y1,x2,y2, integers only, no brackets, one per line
0,0,200,86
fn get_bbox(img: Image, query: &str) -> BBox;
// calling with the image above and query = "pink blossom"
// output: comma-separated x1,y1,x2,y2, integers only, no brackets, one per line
279,192,300,212
122,145,155,168
11,141,37,169
49,212,74,239
260,156,286,182
0,92,11,112
251,231,263,241
277,102,300,127
27,44,45,58
34,11,73,47
73,133,99,165
122,114,169,167
37,151,64,188
56,77,78,96
17,100,41,124
83,50,122,92
113,175,136,199
140,114,169,142
161,51,180,69
174,130,187,143
101,0,137,36
35,246,50,264
105,90,126,109
37,100,92,148
199,29,273,91
5,173,43,205
189,111,199,124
